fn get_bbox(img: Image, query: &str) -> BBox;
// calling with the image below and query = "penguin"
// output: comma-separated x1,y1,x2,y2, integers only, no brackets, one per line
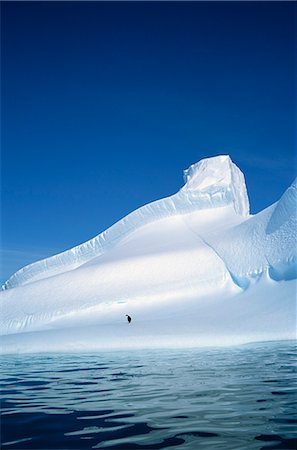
126,314,132,324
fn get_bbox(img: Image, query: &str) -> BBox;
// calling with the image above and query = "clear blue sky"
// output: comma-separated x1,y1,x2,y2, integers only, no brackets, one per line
1,1,296,284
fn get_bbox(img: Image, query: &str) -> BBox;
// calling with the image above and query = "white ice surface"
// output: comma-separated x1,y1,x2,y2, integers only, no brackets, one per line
1,277,295,354
1,155,296,353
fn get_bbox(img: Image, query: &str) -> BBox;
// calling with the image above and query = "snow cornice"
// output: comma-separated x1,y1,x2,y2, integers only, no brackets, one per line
3,155,250,290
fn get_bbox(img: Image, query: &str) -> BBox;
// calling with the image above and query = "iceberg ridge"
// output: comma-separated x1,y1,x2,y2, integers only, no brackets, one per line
3,155,249,290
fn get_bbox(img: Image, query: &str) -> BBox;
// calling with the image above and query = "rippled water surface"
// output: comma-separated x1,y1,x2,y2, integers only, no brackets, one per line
1,341,297,449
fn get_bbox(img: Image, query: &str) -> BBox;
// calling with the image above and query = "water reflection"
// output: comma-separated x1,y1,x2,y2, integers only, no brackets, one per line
1,341,297,449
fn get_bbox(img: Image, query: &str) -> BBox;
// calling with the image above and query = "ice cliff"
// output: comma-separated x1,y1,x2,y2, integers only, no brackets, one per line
1,155,296,353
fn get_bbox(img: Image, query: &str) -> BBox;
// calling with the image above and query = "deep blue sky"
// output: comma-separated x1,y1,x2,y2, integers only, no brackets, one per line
1,1,296,283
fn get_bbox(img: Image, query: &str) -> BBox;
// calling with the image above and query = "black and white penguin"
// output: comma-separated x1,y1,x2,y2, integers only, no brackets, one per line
126,314,132,324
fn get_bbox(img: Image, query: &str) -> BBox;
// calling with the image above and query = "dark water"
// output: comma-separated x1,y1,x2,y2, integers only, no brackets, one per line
1,341,297,450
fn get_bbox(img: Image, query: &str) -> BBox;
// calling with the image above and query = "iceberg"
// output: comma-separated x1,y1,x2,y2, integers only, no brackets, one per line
1,155,296,353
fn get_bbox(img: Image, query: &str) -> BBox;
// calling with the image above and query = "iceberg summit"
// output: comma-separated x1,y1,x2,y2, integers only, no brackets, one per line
1,155,296,353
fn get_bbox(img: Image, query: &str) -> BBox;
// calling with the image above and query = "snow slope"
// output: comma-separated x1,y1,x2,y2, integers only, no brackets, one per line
2,155,249,290
1,155,296,353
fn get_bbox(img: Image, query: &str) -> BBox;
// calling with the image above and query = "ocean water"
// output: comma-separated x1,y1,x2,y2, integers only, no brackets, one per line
1,341,296,450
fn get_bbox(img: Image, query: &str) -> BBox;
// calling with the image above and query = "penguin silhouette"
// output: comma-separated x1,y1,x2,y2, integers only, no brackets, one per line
126,314,132,324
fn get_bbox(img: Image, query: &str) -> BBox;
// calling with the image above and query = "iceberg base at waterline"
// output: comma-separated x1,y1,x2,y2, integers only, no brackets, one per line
1,155,296,353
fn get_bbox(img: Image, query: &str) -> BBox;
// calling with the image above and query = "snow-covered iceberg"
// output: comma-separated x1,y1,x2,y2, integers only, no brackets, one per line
1,155,296,353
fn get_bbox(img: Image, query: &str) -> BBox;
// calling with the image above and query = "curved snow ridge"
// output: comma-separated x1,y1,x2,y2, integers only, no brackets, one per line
3,155,250,290
266,177,297,235
205,180,297,286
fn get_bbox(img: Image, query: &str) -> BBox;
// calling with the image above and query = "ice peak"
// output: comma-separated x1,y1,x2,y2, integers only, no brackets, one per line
181,155,250,216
